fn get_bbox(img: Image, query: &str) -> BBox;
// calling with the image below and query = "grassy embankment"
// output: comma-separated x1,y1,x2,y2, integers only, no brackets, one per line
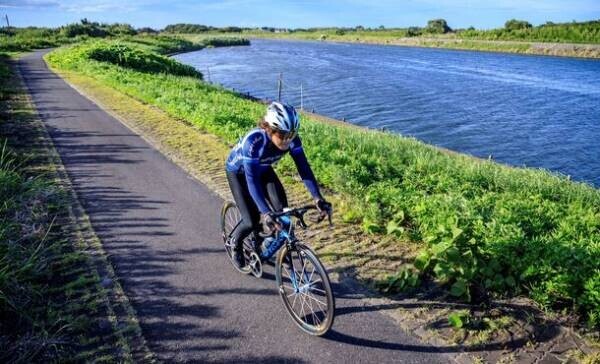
0,53,152,361
45,39,600,331
171,19,600,58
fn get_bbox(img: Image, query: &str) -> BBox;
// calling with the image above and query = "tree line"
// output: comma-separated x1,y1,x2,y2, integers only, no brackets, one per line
3,18,599,44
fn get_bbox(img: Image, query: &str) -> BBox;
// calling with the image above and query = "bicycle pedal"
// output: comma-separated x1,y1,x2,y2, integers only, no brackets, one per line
248,252,263,278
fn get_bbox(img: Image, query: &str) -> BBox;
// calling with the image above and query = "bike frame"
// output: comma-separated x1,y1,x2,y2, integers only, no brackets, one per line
226,206,313,289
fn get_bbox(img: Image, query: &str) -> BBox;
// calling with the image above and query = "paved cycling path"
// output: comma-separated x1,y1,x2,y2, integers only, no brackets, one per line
20,50,451,363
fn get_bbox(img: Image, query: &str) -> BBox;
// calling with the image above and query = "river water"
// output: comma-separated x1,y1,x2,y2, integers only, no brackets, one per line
174,39,600,186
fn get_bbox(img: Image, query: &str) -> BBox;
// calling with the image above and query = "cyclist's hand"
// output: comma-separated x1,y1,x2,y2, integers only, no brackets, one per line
315,198,332,221
261,212,281,232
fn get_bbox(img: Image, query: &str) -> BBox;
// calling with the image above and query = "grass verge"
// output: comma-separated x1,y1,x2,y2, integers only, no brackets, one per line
0,53,152,362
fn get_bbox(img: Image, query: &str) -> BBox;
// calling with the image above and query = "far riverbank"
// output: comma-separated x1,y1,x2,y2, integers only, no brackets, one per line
182,32,600,59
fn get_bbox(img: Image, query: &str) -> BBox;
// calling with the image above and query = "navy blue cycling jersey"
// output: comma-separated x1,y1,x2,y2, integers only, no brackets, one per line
226,128,321,213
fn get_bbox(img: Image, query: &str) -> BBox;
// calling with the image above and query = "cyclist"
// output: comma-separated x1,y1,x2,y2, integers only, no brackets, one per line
225,101,331,269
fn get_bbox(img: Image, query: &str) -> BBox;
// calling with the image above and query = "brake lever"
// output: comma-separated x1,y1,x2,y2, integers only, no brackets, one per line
297,216,308,229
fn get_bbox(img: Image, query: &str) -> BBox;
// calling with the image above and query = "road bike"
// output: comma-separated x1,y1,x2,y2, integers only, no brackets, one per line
220,201,335,336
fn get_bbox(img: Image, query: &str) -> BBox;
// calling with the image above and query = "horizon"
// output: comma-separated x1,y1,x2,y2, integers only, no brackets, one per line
1,0,600,30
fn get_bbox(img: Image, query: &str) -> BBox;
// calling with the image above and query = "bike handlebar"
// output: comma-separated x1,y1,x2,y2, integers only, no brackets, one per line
274,204,332,228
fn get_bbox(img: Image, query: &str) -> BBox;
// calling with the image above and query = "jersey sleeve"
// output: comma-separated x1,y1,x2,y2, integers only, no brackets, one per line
241,131,271,214
289,136,323,200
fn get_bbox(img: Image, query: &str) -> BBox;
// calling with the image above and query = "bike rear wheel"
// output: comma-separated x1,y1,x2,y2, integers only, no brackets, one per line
275,243,335,336
220,201,251,274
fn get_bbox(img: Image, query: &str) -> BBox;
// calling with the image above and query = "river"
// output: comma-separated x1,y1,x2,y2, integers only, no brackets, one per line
174,39,600,186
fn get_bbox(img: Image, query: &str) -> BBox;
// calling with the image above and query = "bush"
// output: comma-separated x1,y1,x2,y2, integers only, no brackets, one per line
61,21,108,38
505,19,533,31
202,37,250,47
104,23,137,36
426,19,452,34
163,23,213,33
407,27,423,37
137,27,158,34
459,19,600,43
85,41,201,77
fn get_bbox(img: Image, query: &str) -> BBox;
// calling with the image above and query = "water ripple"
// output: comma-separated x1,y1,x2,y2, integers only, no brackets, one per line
175,39,600,186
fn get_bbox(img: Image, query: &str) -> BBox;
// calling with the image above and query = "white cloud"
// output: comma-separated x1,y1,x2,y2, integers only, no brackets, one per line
0,0,60,8
0,0,158,12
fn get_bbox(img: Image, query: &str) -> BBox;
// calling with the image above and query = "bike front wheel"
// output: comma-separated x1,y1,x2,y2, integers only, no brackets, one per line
275,243,335,336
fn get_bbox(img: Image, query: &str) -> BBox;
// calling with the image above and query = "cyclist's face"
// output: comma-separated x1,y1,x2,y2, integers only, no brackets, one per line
270,130,295,150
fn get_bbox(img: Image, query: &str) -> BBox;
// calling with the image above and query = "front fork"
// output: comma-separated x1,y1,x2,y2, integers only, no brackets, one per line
285,240,311,293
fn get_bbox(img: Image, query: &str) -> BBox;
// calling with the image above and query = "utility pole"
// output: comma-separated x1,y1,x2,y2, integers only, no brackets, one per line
277,72,282,101
4,14,9,28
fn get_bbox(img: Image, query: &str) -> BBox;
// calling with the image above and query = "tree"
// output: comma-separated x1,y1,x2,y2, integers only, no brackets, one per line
407,26,422,37
105,23,136,35
504,19,532,31
137,27,158,34
426,19,451,34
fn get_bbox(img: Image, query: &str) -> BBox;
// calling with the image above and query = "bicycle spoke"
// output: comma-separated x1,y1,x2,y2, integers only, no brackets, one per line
310,278,323,286
291,291,299,310
299,292,307,321
283,266,292,280
298,258,309,286
283,266,299,291
282,283,296,292
307,265,316,285
308,286,326,294
301,291,327,307
305,292,319,326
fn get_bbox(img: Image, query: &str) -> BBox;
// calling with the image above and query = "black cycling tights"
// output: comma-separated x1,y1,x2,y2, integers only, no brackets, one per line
226,167,288,249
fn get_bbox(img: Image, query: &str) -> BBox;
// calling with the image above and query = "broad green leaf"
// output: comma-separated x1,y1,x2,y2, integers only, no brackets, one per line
448,313,464,328
450,279,468,298
414,251,431,271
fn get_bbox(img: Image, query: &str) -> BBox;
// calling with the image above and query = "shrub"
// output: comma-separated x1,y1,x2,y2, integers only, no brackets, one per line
85,41,201,77
407,27,423,37
61,21,108,38
426,19,452,34
505,19,533,31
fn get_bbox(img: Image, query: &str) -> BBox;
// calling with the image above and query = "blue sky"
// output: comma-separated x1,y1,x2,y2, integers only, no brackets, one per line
1,0,599,30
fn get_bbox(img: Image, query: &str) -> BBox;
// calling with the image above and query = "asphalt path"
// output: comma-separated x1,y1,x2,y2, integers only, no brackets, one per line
19,50,451,363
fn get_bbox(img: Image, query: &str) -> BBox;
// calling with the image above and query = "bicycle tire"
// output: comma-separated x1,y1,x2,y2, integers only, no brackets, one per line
275,243,335,336
220,201,251,274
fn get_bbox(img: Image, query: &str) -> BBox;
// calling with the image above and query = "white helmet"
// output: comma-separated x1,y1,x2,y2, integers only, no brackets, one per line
264,102,299,135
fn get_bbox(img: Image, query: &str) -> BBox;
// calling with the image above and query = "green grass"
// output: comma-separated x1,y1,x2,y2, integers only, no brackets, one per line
46,39,600,328
0,54,128,362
